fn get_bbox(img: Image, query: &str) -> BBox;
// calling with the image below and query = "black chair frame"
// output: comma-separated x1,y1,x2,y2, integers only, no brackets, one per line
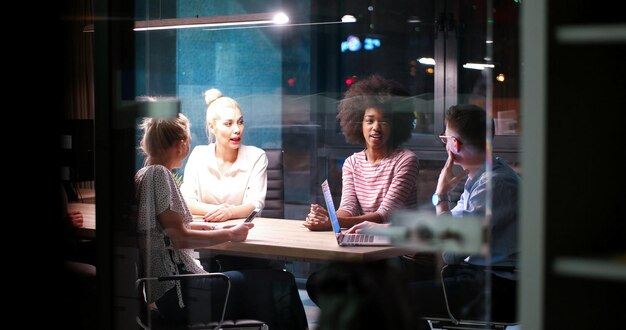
425,264,519,330
136,271,267,330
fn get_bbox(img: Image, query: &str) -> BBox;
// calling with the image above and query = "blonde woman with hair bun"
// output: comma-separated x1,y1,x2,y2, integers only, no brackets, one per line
181,88,269,222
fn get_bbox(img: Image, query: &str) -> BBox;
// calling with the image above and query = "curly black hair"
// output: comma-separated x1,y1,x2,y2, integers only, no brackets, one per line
336,74,415,149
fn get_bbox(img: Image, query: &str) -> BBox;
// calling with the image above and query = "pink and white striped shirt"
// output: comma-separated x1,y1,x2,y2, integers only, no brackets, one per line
339,148,419,222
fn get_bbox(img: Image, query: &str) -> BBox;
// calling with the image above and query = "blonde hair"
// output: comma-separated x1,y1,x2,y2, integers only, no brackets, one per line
203,88,241,142
139,113,190,162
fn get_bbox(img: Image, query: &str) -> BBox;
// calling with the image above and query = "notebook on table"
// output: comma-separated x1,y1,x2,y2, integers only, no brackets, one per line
321,180,391,246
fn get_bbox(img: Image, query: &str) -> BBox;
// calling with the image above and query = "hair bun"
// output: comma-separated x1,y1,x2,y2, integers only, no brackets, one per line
204,88,222,106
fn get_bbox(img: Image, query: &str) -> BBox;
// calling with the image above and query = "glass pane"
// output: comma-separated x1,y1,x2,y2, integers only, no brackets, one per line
333,0,437,135
90,0,522,328
449,0,521,326
457,0,521,136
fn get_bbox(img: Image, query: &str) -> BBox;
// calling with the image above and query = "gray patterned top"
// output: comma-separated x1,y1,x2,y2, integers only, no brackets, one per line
135,165,206,307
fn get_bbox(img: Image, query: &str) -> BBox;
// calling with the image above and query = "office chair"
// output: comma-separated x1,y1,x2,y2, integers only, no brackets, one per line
132,234,268,330
425,264,519,330
136,272,268,330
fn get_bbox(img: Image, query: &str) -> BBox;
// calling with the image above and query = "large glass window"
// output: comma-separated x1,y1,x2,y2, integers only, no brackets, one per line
131,0,520,210
81,0,522,327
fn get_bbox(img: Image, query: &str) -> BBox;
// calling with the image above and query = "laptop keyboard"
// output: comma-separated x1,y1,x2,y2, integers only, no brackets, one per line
345,234,375,243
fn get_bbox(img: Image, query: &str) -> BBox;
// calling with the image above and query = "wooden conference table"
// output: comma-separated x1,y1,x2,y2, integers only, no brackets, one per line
196,216,412,263
65,203,412,263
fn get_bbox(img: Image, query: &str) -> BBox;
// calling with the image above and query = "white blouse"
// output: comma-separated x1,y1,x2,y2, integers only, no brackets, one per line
180,144,268,211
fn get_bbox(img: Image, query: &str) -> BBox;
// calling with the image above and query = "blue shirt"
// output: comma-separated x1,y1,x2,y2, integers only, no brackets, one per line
443,157,519,279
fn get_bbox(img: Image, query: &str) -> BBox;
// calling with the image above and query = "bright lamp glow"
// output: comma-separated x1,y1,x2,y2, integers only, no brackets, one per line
463,63,495,70
273,12,289,24
418,57,436,65
341,15,357,23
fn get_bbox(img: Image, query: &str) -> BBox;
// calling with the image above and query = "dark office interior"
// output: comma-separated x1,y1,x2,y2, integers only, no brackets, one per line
58,0,625,329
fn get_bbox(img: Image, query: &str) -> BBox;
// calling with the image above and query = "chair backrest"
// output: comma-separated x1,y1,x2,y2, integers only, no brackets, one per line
263,149,284,218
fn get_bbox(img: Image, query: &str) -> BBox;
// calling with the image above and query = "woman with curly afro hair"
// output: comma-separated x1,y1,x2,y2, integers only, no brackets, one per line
304,74,419,231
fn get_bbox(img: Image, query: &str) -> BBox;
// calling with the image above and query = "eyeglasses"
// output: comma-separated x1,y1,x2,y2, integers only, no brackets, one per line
362,120,390,126
438,135,460,145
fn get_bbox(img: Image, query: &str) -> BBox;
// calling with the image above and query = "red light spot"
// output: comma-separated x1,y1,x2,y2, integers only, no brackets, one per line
345,76,357,86
287,77,296,87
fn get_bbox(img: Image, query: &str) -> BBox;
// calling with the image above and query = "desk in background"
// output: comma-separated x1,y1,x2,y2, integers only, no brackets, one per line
76,188,96,203
67,202,95,239
197,217,412,263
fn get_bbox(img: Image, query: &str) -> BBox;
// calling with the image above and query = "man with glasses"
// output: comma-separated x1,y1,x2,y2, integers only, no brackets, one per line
433,103,519,270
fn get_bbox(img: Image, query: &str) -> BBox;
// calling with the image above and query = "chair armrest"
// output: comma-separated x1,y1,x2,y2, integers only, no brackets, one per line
137,272,231,283
442,263,517,274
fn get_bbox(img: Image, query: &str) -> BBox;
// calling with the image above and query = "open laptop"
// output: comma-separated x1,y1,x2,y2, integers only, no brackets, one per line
321,180,391,246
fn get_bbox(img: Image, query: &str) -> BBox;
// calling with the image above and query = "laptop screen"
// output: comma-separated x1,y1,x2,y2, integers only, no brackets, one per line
321,180,342,235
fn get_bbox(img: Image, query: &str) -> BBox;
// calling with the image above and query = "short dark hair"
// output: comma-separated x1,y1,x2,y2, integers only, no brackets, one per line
444,104,493,150
336,74,415,149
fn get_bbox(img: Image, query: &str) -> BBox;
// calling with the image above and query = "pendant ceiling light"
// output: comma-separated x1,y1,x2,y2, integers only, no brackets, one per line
83,12,289,33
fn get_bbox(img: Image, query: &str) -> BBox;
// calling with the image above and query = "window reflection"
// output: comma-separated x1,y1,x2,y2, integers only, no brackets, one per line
96,0,523,327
